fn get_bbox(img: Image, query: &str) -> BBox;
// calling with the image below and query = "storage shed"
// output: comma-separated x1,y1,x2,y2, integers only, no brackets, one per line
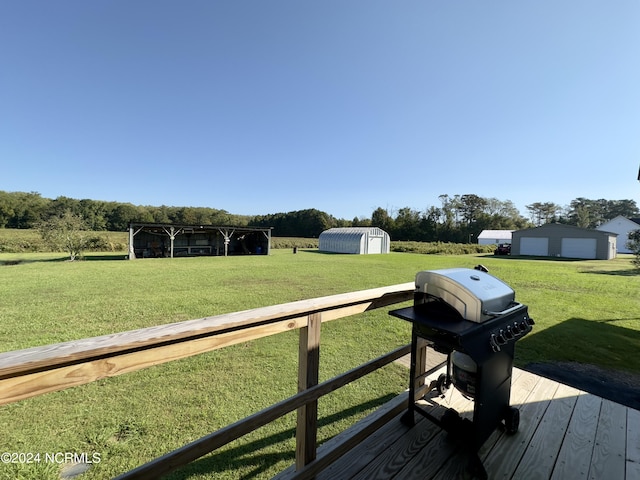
511,224,617,260
128,223,272,259
477,230,514,245
596,216,640,254
318,227,390,254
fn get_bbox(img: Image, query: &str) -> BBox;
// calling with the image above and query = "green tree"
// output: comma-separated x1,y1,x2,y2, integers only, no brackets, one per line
351,216,371,227
106,203,140,231
393,207,421,241
371,207,394,233
526,202,561,226
607,199,639,219
249,208,336,237
459,194,487,226
38,211,89,260
627,230,640,270
7,192,48,228
565,198,639,227
0,191,16,228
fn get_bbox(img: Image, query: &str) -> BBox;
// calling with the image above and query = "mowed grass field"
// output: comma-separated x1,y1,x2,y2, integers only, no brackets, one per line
0,249,639,479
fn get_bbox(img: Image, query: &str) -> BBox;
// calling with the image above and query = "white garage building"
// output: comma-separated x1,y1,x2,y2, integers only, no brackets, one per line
596,216,640,254
511,224,617,260
318,227,390,254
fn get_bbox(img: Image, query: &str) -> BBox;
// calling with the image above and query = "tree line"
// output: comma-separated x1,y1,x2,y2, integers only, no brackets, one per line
0,192,245,232
0,191,638,243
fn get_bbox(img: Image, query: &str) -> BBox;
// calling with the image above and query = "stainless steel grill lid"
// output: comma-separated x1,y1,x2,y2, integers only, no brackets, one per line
415,268,517,323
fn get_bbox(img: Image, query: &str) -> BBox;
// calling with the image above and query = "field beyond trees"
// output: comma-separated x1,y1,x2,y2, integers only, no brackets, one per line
0,249,638,479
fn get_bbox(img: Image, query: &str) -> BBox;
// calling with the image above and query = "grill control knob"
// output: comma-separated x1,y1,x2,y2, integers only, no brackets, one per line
505,327,514,340
490,334,500,352
512,322,521,334
496,330,507,345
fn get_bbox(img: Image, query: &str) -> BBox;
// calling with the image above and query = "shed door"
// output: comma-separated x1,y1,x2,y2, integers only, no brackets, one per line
561,238,597,259
520,237,549,256
368,236,382,254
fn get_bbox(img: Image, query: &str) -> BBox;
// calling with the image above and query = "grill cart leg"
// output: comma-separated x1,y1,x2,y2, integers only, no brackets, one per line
400,326,419,427
401,328,452,428
401,326,440,427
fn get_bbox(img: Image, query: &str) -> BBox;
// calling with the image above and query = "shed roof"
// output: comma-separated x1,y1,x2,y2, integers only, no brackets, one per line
478,230,514,239
320,227,387,236
597,216,640,229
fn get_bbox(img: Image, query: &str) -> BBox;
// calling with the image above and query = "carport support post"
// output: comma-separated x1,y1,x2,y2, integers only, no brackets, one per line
296,313,321,470
128,224,146,260
262,228,273,255
161,226,181,258
128,225,135,259
220,228,234,257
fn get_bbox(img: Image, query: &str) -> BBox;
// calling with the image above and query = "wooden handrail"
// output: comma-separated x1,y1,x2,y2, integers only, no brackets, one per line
0,281,416,477
0,282,414,405
0,283,414,379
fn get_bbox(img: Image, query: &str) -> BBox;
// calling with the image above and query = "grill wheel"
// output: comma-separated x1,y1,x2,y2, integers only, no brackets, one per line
504,406,520,434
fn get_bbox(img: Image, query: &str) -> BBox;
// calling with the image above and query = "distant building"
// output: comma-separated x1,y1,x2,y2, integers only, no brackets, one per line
596,216,640,254
477,230,514,245
511,224,617,260
318,227,390,254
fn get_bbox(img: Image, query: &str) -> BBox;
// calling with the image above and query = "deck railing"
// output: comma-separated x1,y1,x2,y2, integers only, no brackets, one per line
0,282,423,479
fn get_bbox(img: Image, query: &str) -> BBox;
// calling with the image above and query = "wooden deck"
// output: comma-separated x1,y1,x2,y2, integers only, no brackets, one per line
276,365,640,480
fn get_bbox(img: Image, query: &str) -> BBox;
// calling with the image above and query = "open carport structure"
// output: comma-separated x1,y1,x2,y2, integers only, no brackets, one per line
128,223,272,259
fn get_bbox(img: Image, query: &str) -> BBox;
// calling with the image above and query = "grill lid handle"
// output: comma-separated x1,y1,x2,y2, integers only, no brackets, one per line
483,302,523,317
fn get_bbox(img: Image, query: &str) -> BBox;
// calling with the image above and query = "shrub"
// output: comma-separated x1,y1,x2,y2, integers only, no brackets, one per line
391,241,496,255
38,211,90,260
627,230,640,270
271,237,319,249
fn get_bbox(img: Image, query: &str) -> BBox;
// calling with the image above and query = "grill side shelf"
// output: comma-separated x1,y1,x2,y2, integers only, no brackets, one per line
389,304,533,364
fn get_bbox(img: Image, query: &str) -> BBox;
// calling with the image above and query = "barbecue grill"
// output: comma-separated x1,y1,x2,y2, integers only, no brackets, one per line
390,266,534,479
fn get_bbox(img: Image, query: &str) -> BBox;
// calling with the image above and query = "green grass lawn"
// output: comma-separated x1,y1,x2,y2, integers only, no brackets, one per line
0,250,638,479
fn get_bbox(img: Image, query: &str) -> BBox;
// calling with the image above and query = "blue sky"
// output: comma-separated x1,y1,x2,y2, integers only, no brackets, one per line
2,1,639,220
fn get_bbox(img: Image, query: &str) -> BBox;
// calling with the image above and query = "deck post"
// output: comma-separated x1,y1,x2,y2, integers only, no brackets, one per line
296,312,321,470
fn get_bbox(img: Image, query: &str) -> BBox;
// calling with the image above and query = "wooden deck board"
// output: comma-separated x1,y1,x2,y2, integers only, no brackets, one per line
314,395,416,480
551,392,602,480
627,408,640,479
274,367,638,480
590,399,628,480
511,382,580,480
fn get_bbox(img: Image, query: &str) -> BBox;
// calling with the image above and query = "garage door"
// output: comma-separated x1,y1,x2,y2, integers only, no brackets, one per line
520,237,549,256
561,238,597,259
